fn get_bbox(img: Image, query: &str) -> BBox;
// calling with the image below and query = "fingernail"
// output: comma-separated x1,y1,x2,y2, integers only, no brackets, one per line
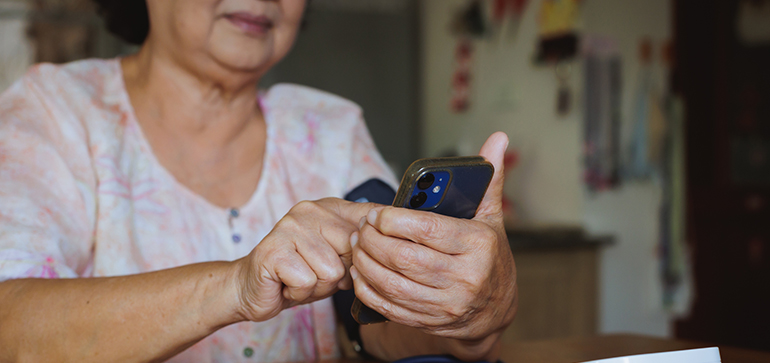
350,266,359,280
350,231,359,248
359,216,366,229
367,209,378,225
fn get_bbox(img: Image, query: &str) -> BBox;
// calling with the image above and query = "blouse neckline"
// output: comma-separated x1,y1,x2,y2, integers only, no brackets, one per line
112,58,274,216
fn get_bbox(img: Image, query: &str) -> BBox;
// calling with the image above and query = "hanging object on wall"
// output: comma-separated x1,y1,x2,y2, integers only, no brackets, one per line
493,0,529,22
555,62,572,116
534,0,582,119
449,0,488,38
450,38,474,113
625,38,667,180
657,40,692,315
583,35,622,191
492,0,530,39
659,90,692,315
535,0,582,64
446,0,489,113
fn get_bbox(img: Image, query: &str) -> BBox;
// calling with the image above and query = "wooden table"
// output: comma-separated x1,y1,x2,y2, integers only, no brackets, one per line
327,334,770,363
499,334,770,363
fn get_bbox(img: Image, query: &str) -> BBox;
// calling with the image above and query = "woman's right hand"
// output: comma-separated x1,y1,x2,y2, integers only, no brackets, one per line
235,198,374,322
0,197,373,362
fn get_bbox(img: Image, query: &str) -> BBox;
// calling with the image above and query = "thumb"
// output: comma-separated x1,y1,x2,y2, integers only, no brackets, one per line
475,132,509,222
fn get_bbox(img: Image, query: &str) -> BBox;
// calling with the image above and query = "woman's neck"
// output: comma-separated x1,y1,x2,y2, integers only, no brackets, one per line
120,42,268,209
121,42,263,147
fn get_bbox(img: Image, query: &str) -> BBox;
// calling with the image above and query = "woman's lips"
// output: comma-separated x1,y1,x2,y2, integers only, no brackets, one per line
224,13,274,36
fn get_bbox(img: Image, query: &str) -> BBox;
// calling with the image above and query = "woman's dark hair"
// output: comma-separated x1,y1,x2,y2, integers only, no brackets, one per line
93,0,150,45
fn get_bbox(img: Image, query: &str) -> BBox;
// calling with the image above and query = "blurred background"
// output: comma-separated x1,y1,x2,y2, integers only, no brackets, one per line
1,0,769,353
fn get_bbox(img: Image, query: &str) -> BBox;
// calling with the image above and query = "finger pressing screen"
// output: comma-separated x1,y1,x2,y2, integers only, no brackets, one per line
317,197,385,227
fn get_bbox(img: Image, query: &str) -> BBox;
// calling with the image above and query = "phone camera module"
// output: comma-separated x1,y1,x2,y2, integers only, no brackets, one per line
410,192,428,208
417,173,435,190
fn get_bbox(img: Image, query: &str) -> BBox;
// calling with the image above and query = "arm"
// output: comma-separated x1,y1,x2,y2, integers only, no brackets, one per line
0,261,242,362
0,198,378,363
0,75,234,362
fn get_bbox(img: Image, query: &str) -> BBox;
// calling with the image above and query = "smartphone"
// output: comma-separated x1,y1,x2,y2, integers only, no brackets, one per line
351,156,494,325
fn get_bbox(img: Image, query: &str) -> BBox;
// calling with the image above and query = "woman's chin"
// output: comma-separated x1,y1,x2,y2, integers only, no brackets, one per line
199,22,297,78
208,46,275,74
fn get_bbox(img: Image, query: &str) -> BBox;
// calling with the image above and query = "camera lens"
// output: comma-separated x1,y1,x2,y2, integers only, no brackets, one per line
417,173,435,190
410,192,427,208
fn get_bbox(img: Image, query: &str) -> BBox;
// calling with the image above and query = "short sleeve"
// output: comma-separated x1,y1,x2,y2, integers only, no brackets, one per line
0,69,96,282
344,116,399,195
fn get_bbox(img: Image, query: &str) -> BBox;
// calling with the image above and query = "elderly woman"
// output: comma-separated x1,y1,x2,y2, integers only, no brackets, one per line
0,0,517,362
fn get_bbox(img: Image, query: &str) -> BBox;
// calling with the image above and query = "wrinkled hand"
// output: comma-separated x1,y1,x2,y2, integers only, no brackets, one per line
235,198,373,322
351,132,517,341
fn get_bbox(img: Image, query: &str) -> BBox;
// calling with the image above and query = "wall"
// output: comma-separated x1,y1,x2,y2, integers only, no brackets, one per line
420,0,673,337
581,0,674,337
0,0,34,92
421,0,584,225
0,1,133,94
263,0,420,174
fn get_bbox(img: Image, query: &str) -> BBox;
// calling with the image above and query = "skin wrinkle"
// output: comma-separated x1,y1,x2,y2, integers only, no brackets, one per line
357,206,509,336
361,229,400,268
354,246,450,318
384,207,465,255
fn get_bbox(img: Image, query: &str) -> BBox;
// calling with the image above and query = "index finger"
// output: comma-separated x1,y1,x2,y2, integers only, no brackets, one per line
316,197,385,226
366,206,486,254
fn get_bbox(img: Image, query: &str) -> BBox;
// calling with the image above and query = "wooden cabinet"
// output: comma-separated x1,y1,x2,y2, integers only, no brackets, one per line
502,238,607,343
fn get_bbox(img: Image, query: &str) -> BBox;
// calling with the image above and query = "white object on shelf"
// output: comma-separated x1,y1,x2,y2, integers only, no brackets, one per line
581,347,721,363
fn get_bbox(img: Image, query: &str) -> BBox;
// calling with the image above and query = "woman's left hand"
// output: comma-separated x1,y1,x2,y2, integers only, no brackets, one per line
350,132,518,345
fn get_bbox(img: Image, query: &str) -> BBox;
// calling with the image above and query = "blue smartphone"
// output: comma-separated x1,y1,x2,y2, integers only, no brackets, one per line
351,156,494,325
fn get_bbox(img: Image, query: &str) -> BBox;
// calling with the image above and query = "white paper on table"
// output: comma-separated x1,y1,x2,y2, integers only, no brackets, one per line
581,347,721,363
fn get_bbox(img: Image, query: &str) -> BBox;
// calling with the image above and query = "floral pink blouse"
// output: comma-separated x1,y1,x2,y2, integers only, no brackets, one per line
0,59,397,362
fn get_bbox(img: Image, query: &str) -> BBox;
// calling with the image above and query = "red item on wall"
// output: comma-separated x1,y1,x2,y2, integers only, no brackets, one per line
450,38,473,113
494,0,529,22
